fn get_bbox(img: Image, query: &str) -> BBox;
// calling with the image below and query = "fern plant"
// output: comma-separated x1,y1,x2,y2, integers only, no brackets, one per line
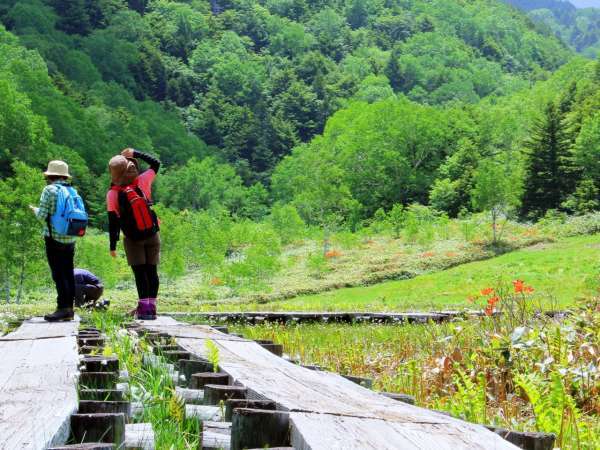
446,369,487,424
167,389,186,425
515,371,582,449
205,339,220,372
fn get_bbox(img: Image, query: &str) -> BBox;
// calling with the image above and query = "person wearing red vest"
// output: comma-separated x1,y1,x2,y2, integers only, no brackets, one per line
107,148,161,320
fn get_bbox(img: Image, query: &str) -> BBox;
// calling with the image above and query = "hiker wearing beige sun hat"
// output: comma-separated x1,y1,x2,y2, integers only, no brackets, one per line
30,160,88,322
43,160,72,178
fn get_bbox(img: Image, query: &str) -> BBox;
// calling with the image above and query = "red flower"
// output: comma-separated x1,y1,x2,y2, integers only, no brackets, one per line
481,287,494,296
524,286,535,294
484,305,494,316
325,249,342,258
487,296,500,306
513,279,524,293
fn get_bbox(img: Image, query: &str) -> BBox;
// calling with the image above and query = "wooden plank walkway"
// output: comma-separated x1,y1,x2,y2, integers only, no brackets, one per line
141,317,518,450
0,317,80,449
163,311,459,324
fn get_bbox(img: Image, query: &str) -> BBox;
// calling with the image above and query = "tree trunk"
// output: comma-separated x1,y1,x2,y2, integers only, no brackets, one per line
3,266,10,304
16,256,26,304
491,209,498,244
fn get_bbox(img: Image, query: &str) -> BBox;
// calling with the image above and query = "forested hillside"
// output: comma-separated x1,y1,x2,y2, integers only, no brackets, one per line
504,0,600,56
0,0,571,187
0,0,598,230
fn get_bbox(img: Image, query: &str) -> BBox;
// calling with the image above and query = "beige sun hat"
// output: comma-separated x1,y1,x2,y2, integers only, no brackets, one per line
43,160,71,178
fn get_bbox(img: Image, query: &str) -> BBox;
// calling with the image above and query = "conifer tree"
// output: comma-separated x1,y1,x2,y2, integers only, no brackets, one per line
521,102,574,219
385,46,403,92
52,0,91,35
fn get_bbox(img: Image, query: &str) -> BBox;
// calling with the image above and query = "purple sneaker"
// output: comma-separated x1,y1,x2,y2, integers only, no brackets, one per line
137,298,156,321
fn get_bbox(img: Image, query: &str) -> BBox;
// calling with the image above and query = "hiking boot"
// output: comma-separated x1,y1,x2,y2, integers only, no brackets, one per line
137,298,156,321
44,308,74,322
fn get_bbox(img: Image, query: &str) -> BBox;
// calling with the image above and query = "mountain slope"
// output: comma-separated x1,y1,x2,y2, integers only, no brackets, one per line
504,0,600,55
0,0,572,183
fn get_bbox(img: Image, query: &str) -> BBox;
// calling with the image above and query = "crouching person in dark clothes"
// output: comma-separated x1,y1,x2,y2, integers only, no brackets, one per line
74,268,105,307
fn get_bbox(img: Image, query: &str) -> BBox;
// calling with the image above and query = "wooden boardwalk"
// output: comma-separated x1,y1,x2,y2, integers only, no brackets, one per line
163,310,459,324
141,317,518,450
0,318,80,449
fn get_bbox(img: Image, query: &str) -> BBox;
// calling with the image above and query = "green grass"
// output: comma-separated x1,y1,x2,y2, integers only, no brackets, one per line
223,234,599,312
2,234,597,318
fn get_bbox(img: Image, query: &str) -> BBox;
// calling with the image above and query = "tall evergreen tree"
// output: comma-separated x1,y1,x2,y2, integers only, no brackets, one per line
385,46,403,92
346,0,368,30
52,0,91,35
521,101,574,218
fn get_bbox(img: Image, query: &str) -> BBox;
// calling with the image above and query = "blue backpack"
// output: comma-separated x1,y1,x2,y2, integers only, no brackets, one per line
49,185,88,237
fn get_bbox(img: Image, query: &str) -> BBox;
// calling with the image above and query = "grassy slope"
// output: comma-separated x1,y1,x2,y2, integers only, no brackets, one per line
2,234,597,317
222,234,599,312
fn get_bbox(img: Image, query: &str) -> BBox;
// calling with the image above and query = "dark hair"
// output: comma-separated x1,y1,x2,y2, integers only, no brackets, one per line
46,175,69,182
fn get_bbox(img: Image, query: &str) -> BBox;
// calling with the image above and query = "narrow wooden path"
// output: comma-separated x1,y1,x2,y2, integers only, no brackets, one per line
141,317,518,450
0,318,80,449
163,310,458,324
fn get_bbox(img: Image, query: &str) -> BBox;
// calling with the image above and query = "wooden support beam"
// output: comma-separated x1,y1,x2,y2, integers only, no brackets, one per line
230,408,290,450
161,350,191,364
190,372,230,389
48,444,113,450
80,389,125,401
342,374,373,389
80,345,104,355
70,413,126,445
152,344,180,354
78,400,132,418
78,336,105,347
125,423,155,450
179,359,214,385
485,426,556,450
380,392,415,405
259,343,284,357
79,371,119,388
204,384,247,405
225,399,276,421
82,356,120,373
176,386,204,404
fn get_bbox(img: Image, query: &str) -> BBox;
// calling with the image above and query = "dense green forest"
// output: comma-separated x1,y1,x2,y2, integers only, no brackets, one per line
0,0,599,298
504,0,600,56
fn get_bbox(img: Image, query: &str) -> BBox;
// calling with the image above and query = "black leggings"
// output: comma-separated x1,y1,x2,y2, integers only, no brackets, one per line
131,264,159,299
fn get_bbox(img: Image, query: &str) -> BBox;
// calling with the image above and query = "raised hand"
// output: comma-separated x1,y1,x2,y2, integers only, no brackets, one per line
121,148,135,159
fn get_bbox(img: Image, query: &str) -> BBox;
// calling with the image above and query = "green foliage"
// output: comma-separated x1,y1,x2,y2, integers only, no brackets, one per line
0,161,46,302
269,203,306,244
0,0,575,184
471,155,522,243
157,157,247,213
205,339,220,372
307,251,330,279
521,101,575,219
223,221,282,292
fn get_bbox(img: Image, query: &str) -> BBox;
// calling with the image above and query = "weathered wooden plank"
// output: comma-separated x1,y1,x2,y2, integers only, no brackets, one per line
289,412,515,450
161,311,456,324
0,317,80,449
202,421,231,450
0,317,78,341
142,317,517,450
125,423,155,450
